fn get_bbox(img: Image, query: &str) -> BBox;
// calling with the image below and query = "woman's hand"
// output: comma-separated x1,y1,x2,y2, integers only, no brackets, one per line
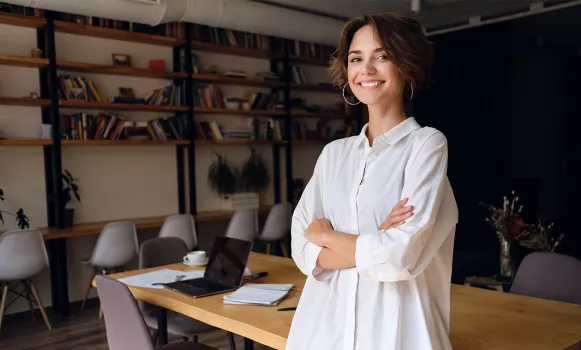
379,198,414,231
306,217,334,247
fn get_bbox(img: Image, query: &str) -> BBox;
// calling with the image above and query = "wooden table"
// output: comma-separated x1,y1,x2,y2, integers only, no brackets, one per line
37,206,272,319
104,253,581,350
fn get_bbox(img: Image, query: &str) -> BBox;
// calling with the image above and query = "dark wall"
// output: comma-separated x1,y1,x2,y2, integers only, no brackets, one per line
414,22,513,253
413,8,581,280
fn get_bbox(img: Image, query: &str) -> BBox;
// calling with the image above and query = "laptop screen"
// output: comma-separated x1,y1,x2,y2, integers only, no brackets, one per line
204,236,253,288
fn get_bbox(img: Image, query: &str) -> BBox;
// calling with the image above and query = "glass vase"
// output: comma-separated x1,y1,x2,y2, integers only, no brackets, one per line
499,238,515,291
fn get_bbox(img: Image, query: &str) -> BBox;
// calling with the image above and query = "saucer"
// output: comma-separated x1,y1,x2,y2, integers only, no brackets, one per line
184,257,208,267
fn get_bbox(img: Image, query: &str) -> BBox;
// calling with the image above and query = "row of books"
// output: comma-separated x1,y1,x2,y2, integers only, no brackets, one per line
1,4,335,59
189,23,272,52
57,74,106,103
60,113,186,141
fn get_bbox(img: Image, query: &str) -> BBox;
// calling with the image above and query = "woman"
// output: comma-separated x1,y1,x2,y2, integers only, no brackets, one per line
287,13,459,350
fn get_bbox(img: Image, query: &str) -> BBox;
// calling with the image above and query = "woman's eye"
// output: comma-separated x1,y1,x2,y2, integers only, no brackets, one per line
350,57,361,63
377,55,388,60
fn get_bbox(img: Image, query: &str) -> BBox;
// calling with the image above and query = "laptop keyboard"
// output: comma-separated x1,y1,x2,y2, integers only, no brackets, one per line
189,278,229,292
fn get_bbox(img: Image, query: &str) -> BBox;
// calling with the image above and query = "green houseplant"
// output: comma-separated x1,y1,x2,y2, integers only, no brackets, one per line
62,170,81,228
0,188,30,230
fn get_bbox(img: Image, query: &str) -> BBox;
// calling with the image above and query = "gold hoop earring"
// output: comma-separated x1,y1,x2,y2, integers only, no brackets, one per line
342,84,360,106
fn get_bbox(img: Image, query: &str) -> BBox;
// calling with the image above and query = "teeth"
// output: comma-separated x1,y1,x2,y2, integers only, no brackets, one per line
360,81,383,87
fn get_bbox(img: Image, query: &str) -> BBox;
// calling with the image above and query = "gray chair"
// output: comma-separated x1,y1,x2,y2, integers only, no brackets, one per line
80,221,139,314
158,214,197,251
257,202,292,257
510,252,581,305
0,229,51,330
95,274,217,350
224,209,259,243
139,237,216,343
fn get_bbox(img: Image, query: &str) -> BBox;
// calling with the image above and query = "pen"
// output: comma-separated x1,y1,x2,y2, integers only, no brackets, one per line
277,307,297,311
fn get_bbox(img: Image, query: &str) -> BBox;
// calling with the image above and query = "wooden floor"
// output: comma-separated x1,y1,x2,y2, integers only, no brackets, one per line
0,305,273,350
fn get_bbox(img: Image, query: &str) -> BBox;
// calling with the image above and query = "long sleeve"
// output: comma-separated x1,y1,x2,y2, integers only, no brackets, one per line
355,132,458,282
290,146,335,281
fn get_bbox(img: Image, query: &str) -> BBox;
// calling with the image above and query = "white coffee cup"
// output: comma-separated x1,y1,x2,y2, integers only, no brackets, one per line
184,251,206,264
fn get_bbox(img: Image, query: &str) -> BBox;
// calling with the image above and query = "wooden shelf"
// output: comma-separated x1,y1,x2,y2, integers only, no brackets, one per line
0,97,50,107
195,139,283,146
0,12,46,28
292,140,330,145
0,54,48,68
59,100,187,112
57,60,187,79
193,74,285,88
194,107,286,116
291,111,345,119
191,41,270,59
54,20,185,47
41,205,273,240
61,140,188,146
0,139,51,146
291,84,338,93
288,55,329,67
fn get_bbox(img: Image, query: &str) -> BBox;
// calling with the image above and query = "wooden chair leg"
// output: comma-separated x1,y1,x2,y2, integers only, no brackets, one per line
280,241,289,258
0,285,8,330
29,282,51,330
25,281,36,320
80,268,96,311
266,243,271,255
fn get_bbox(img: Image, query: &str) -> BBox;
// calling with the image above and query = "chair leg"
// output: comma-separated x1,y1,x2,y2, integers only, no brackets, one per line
80,268,96,311
0,285,7,330
228,332,237,350
25,281,36,320
29,282,51,330
280,241,289,258
266,243,271,255
193,335,198,343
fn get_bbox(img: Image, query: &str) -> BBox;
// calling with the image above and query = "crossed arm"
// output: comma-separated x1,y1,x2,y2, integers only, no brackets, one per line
308,198,413,270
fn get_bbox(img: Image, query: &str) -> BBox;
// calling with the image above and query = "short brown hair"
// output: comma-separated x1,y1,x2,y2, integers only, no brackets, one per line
328,13,434,92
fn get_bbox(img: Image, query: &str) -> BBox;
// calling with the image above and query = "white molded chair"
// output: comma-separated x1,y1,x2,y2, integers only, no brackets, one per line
80,221,138,314
0,229,51,330
224,209,259,242
258,202,292,257
158,214,197,251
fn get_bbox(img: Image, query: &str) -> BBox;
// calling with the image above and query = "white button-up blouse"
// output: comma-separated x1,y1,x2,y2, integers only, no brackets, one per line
287,117,459,350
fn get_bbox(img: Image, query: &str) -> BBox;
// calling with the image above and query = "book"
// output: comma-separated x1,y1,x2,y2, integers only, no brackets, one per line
223,283,293,306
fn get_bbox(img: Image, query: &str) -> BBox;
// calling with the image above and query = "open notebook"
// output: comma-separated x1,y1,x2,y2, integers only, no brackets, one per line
223,283,294,306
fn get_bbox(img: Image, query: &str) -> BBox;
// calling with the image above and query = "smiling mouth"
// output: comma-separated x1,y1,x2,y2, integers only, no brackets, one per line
357,80,385,88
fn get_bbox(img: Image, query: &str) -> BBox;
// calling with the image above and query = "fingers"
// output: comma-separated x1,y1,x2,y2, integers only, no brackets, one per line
392,197,409,210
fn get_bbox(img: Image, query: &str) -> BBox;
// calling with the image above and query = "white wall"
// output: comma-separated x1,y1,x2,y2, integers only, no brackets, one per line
0,21,342,315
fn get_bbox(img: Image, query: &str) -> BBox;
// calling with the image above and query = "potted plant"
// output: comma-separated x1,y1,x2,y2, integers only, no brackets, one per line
0,188,30,229
240,147,269,193
207,152,238,203
62,170,81,228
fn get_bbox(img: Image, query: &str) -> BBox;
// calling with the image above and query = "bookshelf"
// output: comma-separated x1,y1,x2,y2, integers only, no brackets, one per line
0,6,360,317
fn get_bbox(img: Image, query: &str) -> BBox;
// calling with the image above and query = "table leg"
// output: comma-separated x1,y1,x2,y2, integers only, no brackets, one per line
157,307,168,345
243,337,254,350
48,238,69,317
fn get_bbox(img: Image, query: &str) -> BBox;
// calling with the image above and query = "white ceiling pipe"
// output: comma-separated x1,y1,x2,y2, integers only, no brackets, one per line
1,0,345,45
179,0,345,46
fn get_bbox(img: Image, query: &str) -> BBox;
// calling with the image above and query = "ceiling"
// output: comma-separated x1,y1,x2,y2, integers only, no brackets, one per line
256,0,577,32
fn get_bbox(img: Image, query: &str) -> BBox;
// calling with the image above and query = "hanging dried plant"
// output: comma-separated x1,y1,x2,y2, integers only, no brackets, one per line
240,147,269,192
208,152,238,197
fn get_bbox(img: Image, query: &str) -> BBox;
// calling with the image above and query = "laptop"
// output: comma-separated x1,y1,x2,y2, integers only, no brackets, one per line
162,236,253,298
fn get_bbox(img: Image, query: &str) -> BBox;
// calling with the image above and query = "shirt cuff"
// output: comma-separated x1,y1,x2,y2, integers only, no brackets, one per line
305,242,334,281
355,233,378,271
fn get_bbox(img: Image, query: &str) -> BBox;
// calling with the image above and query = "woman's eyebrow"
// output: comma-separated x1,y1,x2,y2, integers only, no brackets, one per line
348,48,386,56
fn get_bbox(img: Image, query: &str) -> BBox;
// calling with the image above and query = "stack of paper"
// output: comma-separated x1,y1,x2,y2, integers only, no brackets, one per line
223,283,294,306
118,269,204,289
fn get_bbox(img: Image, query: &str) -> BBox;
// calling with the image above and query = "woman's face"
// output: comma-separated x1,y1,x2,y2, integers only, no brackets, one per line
347,25,405,106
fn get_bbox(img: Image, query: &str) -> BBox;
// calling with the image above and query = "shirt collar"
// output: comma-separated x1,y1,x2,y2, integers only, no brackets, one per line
357,117,421,148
